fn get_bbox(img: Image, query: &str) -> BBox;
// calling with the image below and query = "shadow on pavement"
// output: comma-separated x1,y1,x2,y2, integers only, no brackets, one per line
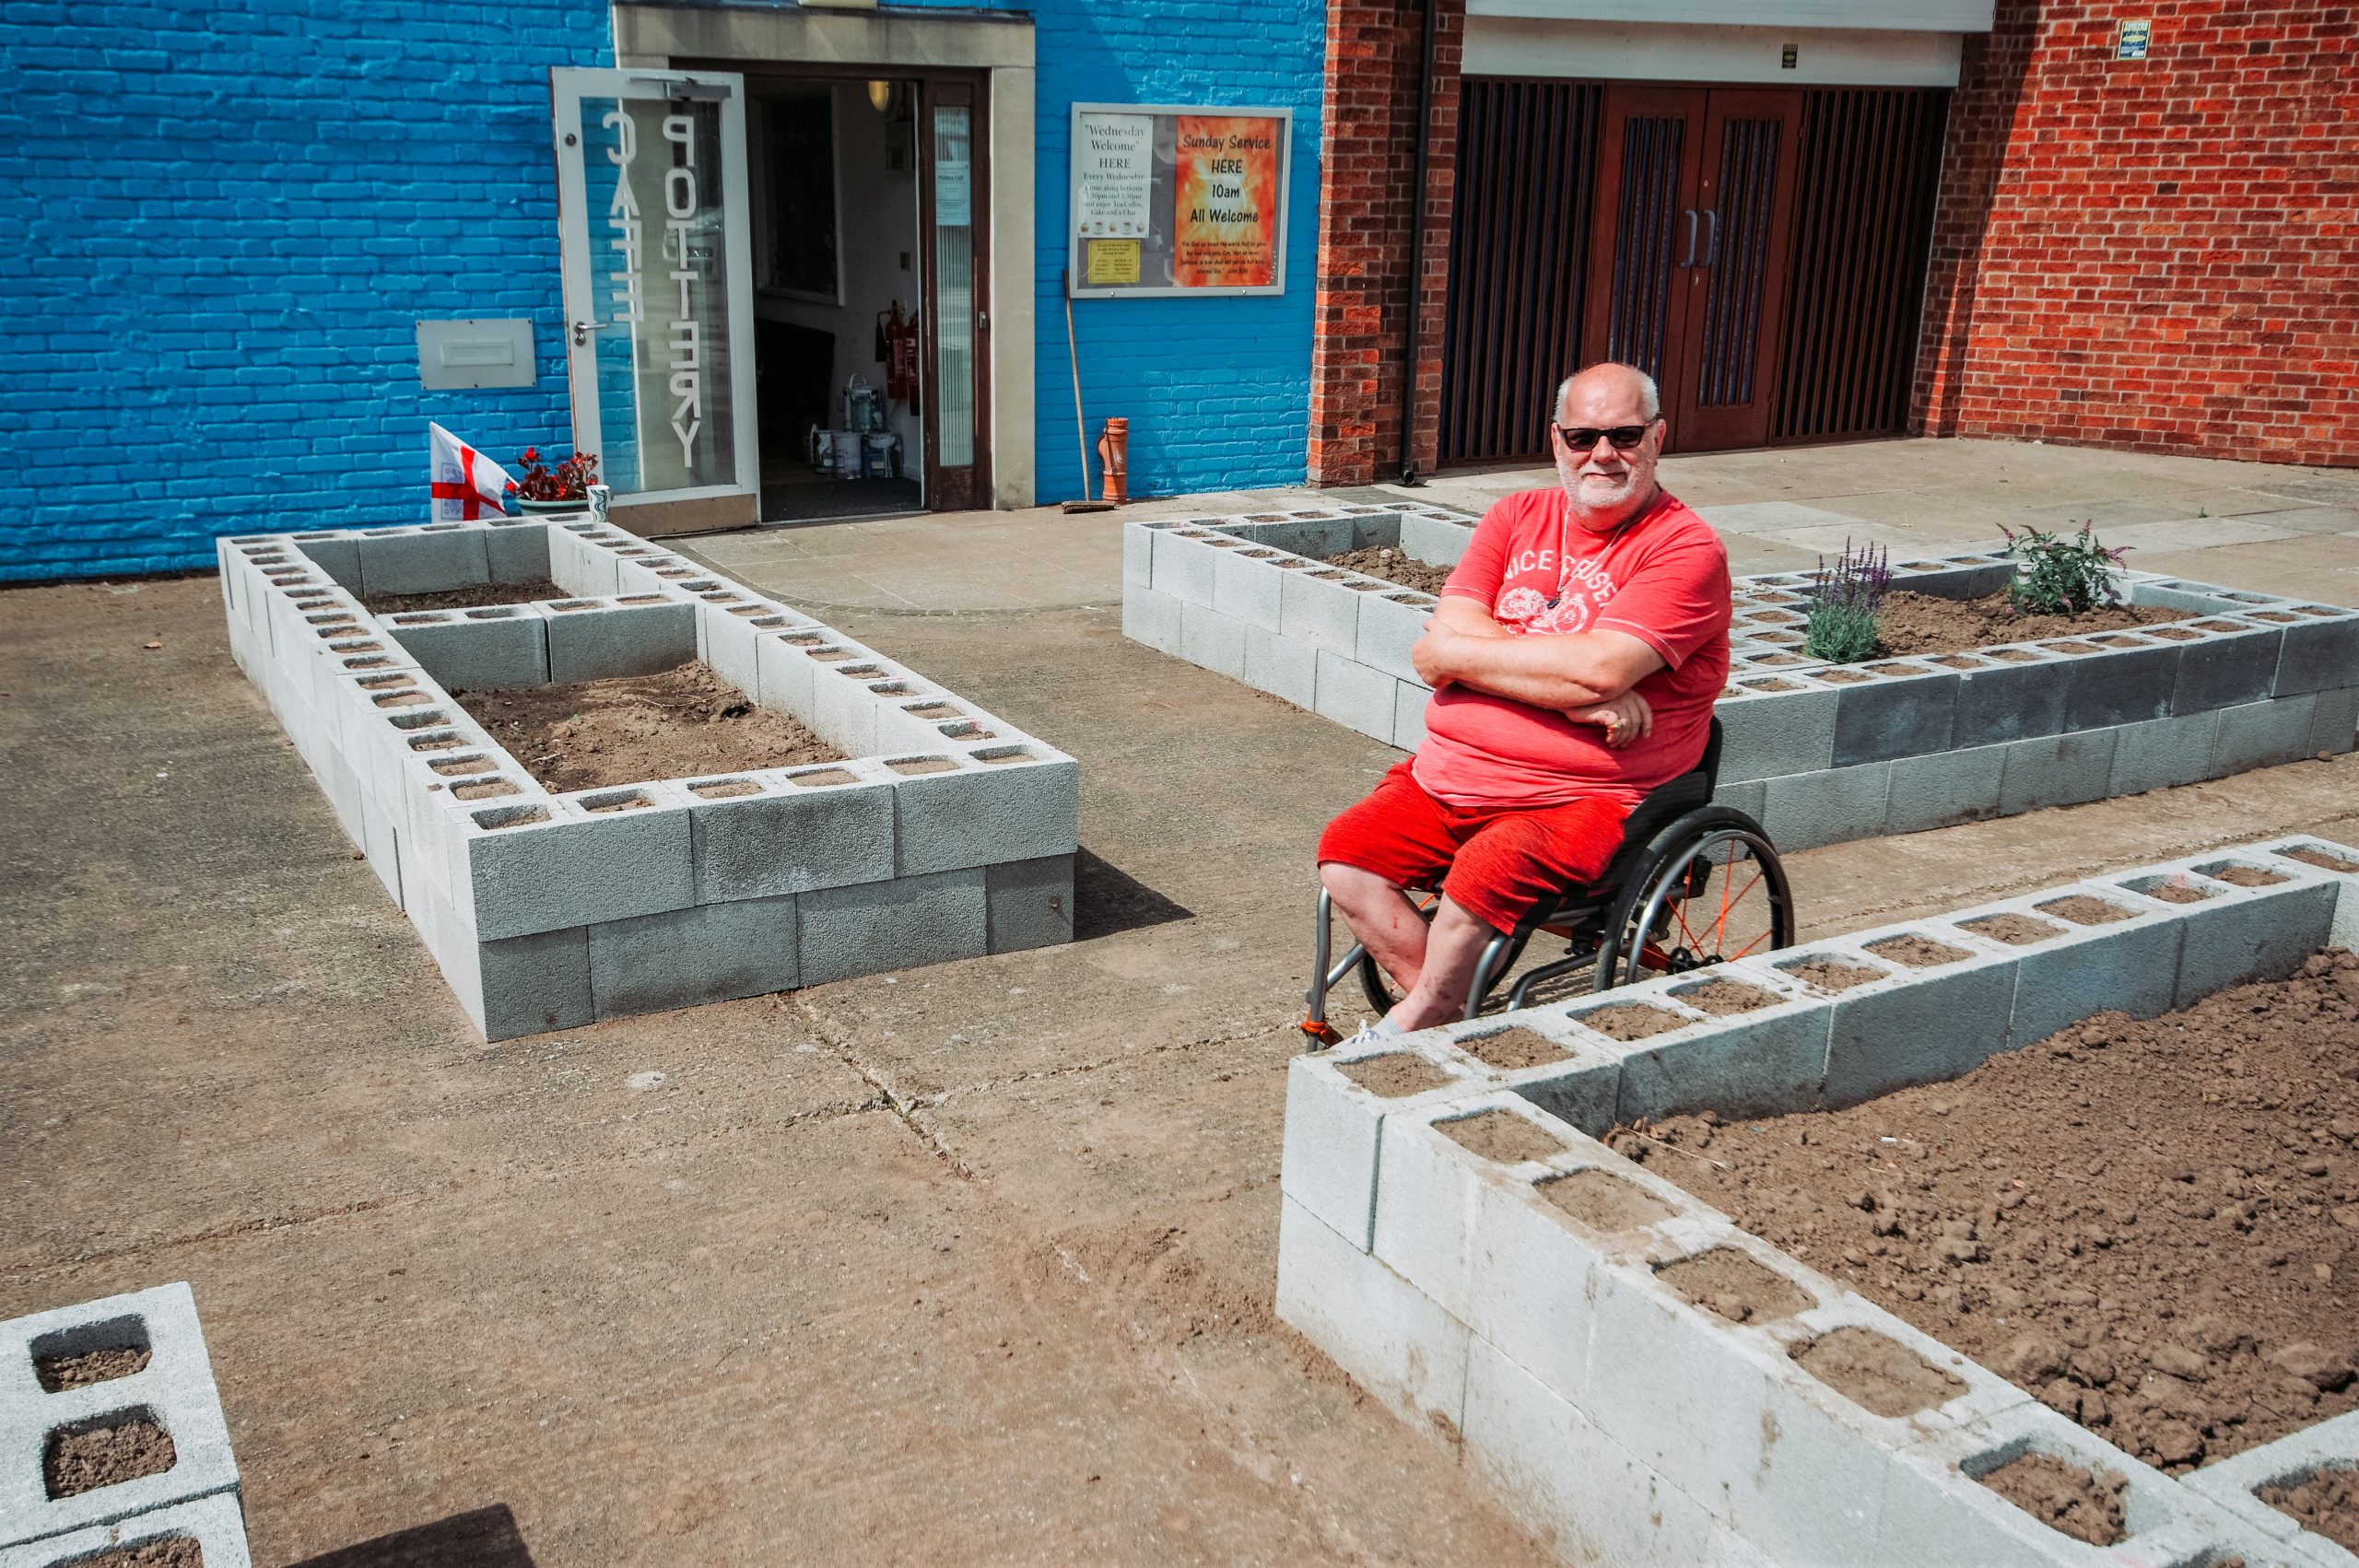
285,1504,534,1568
1075,847,1193,941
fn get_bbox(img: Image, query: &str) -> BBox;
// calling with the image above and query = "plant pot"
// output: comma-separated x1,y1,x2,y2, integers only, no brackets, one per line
514,497,590,516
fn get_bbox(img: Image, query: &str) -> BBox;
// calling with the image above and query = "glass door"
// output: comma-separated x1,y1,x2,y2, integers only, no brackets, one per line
920,79,989,511
551,69,759,522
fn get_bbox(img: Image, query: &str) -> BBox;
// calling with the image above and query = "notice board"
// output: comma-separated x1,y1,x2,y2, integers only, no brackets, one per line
1067,102,1293,298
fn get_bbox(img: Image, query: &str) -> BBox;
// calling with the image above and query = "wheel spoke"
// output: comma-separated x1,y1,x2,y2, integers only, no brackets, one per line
1712,866,1765,948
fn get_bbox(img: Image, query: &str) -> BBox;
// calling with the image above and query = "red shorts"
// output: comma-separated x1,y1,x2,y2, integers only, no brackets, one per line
1316,762,1634,935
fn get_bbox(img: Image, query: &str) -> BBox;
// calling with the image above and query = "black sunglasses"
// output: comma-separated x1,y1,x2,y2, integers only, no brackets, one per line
1554,422,1655,451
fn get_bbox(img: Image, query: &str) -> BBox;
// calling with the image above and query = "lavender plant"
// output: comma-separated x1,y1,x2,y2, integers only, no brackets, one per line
1802,540,1893,664
2000,522,2127,616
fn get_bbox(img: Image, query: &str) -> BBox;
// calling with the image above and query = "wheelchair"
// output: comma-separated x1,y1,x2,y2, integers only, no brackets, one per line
1302,717,1795,1042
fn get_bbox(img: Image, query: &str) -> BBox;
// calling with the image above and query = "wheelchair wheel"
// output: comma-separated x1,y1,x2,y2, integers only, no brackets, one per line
1592,806,1792,991
1356,895,1533,1018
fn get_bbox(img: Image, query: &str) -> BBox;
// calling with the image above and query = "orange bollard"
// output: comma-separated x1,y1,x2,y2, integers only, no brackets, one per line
1097,416,1130,505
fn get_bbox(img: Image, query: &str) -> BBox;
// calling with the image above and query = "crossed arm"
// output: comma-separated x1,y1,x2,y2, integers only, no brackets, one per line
1412,596,1667,744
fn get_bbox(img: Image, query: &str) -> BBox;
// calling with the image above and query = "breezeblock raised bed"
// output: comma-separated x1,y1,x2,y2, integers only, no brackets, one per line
1124,509,2359,850
1277,835,2359,1567
0,1283,247,1565
218,516,1080,1041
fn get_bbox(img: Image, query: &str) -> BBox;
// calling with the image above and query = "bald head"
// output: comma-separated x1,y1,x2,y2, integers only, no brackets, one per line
1555,362,1661,426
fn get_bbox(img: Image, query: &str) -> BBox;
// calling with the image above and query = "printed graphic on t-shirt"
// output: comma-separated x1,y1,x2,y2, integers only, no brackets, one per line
1493,545,1619,637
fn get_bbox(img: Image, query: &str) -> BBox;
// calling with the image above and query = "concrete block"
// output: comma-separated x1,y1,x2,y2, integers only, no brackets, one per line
797,868,988,985
2107,708,2224,795
355,523,490,597
1121,584,1183,656
752,627,839,722
381,606,550,693
435,924,593,1042
1756,761,1892,852
1461,1336,1717,1568
1209,544,1285,630
1430,1014,1623,1136
1392,679,1430,752
686,765,897,901
1399,511,1474,568
1375,1093,1581,1321
1884,742,2008,835
2182,1406,2359,1564
0,1282,239,1548
1120,522,1153,586
1597,967,1835,1122
1714,677,1837,783
2111,858,2338,1007
808,654,918,756
455,788,695,942
1828,662,1956,766
542,597,696,685
1279,568,1365,657
358,790,403,905
2252,835,2359,948
1760,929,2018,1107
1998,728,2119,815
586,895,798,1020
891,748,1079,876
1147,526,1220,605
1313,651,1402,745
2213,695,2319,776
1243,623,1317,710
1274,1194,1471,1444
2308,684,2359,756
2057,633,2180,730
984,853,1074,954
1279,1040,1485,1252
2127,579,2254,615
1942,883,2187,1051
2271,603,2359,696
701,602,807,701
482,516,552,584
2172,619,2284,714
1355,589,1433,683
290,531,362,591
1878,1399,2256,1568
0,1492,252,1568
1461,1144,1703,1411
1949,647,2070,747
1179,601,1247,679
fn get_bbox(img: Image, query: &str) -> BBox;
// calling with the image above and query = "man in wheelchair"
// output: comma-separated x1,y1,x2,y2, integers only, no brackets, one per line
1316,361,1733,1047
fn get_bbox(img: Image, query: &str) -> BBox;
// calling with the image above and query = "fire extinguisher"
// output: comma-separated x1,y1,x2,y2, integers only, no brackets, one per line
882,301,921,415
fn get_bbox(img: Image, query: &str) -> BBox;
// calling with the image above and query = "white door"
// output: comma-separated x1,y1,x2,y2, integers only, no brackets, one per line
551,69,758,520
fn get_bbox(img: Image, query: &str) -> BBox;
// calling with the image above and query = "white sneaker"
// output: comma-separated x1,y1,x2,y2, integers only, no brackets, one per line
1337,1018,1403,1052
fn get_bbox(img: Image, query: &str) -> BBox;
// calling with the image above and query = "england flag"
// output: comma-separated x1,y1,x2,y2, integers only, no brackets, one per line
428,423,514,521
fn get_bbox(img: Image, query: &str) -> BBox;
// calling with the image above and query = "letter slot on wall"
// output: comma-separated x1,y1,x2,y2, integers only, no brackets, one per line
416,319,537,390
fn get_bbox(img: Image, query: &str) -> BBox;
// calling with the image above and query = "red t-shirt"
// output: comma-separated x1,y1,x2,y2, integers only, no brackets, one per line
1412,487,1731,810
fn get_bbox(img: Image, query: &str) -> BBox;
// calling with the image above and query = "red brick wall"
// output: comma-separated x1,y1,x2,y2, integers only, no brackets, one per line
1307,0,1462,486
1916,0,2359,466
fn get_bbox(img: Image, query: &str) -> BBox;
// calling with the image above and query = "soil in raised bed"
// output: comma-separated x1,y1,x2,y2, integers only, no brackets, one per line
1339,1053,1455,1098
35,1346,150,1392
1658,1246,1816,1324
2285,847,2359,875
1978,1452,2127,1547
453,660,846,794
360,578,566,615
1440,1109,1567,1165
78,1540,205,1568
1577,1003,1688,1041
1613,950,2359,1473
1871,590,2189,659
1675,978,1781,1015
2260,1465,2359,1552
45,1413,176,1497
1323,546,1452,596
1458,1026,1571,1071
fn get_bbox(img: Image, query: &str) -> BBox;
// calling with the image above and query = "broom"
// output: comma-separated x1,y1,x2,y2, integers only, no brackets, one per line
1060,271,1117,514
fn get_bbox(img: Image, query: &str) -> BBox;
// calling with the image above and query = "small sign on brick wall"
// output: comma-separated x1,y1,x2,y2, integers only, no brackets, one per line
2117,18,2151,60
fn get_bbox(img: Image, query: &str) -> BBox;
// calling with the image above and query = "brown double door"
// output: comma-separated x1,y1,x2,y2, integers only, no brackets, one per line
1584,86,1801,453
1438,79,1950,464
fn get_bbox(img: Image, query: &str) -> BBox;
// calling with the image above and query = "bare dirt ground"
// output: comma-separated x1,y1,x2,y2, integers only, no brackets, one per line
1618,956,2359,1475
1872,589,2189,658
7,564,2359,1565
453,660,844,793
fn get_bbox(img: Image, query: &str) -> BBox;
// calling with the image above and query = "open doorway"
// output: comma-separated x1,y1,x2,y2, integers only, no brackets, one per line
749,77,925,524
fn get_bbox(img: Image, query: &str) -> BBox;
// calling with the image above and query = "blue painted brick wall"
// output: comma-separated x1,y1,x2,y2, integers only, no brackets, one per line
1032,3,1322,502
0,0,605,581
2,0,1322,580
